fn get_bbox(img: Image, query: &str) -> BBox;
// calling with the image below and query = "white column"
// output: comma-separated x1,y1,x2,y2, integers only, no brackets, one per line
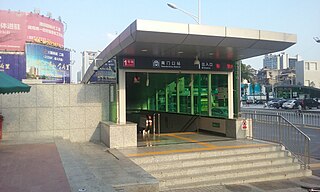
228,72,234,119
118,69,126,123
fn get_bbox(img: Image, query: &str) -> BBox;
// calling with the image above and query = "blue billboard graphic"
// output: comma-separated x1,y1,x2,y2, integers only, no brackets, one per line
0,54,26,80
26,43,70,83
89,59,117,83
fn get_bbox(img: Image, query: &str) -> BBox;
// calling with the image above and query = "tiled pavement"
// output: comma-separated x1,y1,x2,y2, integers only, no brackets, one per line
0,138,320,192
0,142,70,192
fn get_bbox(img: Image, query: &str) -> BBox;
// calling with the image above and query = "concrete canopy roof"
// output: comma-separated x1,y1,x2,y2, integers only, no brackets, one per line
82,19,296,83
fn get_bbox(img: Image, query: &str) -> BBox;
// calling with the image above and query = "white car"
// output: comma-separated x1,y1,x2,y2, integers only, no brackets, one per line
282,99,298,109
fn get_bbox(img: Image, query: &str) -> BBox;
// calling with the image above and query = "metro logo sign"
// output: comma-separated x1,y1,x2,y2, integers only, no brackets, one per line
123,58,135,68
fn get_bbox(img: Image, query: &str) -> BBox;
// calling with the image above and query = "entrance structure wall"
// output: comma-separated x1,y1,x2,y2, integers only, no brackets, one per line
0,84,109,142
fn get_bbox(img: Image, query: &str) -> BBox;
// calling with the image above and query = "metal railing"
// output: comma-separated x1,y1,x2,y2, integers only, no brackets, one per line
242,112,311,169
242,108,320,128
152,113,161,135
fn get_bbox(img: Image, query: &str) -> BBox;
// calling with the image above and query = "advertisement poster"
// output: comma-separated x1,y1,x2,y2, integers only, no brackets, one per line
0,53,26,80
26,43,70,83
26,12,64,48
0,10,64,52
0,10,26,51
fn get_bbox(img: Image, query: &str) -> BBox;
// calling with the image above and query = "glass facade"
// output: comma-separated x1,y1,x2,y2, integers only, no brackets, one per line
126,72,229,118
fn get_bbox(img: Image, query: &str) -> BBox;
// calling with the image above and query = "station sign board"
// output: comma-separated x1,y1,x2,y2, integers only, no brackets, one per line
89,59,117,83
119,56,234,72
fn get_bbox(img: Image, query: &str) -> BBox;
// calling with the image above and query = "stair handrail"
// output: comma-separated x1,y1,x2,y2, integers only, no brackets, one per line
180,116,198,132
241,112,310,169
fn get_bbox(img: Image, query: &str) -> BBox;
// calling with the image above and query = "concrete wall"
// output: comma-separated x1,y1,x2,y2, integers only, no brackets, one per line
100,121,137,148
0,84,109,142
199,117,226,135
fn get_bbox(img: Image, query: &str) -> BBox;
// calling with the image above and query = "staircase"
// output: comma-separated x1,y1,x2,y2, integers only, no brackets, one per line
129,144,312,191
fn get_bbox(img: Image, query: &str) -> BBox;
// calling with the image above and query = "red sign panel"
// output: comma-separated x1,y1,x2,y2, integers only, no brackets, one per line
242,120,247,129
227,63,233,69
0,10,64,51
26,13,64,48
0,10,26,51
123,58,135,68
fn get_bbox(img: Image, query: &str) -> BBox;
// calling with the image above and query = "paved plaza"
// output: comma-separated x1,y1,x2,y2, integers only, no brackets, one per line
0,137,320,192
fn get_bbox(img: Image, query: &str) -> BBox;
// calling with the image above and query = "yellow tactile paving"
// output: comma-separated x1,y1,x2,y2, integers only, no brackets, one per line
127,143,269,157
131,132,271,157
166,134,218,148
161,132,197,136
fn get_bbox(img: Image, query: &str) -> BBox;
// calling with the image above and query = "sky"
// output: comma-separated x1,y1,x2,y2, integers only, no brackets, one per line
1,0,320,82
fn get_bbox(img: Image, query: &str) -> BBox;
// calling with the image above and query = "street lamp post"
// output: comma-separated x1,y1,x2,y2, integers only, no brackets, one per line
314,37,320,43
167,0,201,24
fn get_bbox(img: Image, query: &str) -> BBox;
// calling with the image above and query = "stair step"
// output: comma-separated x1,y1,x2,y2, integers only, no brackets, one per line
150,157,294,178
139,151,287,171
131,144,280,164
163,169,312,190
160,163,301,188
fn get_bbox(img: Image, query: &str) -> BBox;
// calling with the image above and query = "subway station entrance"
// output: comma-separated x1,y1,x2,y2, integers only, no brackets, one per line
82,19,296,148
124,66,235,146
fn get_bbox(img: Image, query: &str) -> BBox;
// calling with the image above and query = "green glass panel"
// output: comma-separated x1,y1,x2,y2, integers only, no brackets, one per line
211,74,228,118
179,74,191,114
110,84,117,122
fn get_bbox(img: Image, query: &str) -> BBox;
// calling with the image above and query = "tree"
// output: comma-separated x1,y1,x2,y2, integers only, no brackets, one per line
241,63,255,83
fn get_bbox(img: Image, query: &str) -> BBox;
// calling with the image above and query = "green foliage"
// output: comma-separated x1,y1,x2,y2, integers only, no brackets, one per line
241,63,255,83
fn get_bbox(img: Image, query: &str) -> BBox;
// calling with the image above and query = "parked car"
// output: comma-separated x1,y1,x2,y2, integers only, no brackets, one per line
267,98,281,107
246,99,254,104
273,99,287,109
302,98,320,109
255,100,265,104
282,99,300,109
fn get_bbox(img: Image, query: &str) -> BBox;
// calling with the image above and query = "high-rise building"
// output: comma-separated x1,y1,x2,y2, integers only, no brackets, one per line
263,53,300,70
296,60,320,88
288,55,301,69
81,51,101,79
77,70,82,83
263,54,279,69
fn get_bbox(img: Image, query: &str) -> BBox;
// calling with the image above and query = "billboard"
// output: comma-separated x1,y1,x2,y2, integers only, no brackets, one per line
0,10,26,51
26,43,70,83
0,10,64,51
0,53,26,80
26,12,64,48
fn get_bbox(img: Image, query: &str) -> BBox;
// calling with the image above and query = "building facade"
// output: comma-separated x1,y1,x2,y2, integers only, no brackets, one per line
81,51,100,79
263,53,300,70
296,60,320,89
263,54,280,69
77,70,82,83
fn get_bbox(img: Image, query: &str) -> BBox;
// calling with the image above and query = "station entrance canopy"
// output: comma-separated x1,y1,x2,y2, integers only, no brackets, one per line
82,19,296,83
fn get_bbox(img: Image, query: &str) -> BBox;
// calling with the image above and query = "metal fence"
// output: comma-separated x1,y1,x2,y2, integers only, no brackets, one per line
241,112,310,169
241,108,320,128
